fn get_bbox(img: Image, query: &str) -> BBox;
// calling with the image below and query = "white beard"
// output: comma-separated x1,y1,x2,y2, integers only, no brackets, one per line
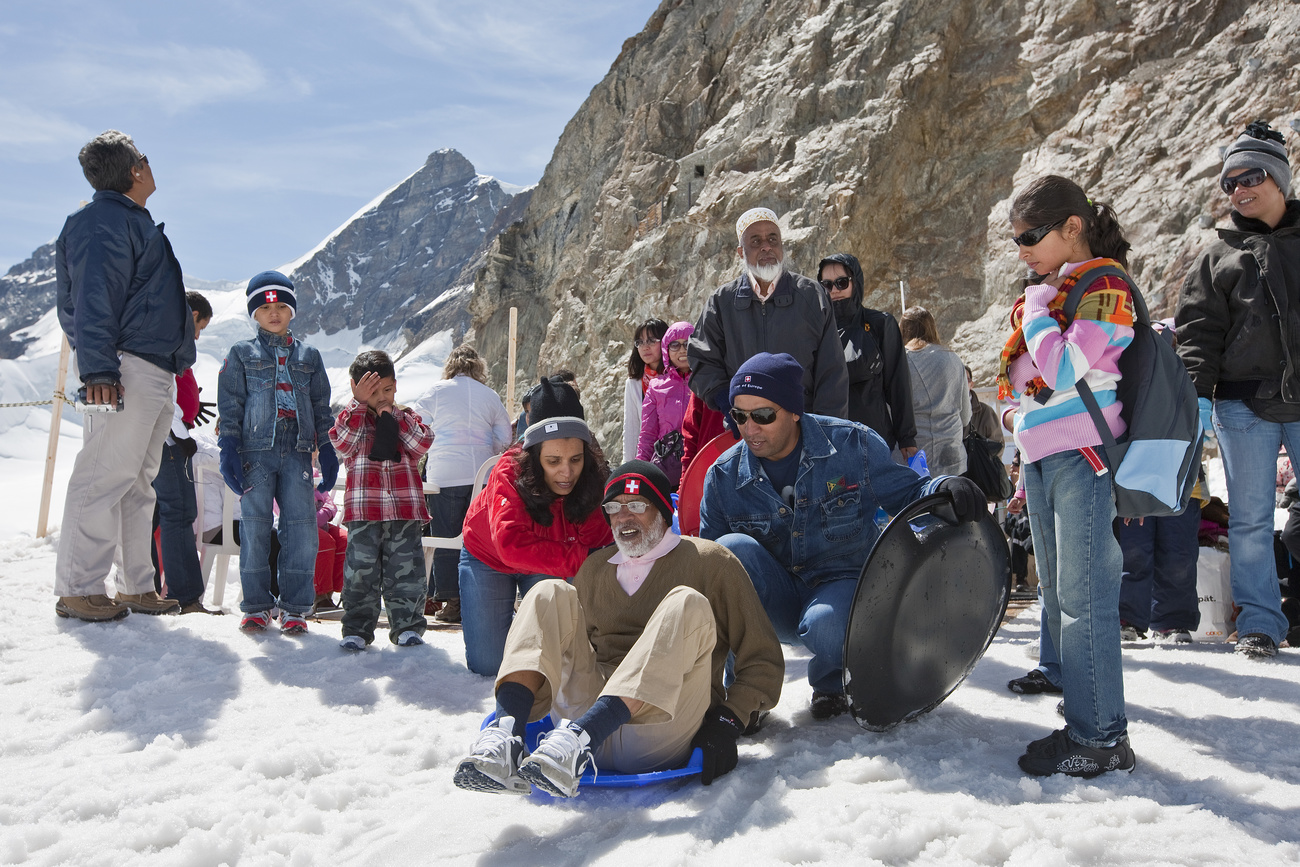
746,258,785,288
613,514,667,559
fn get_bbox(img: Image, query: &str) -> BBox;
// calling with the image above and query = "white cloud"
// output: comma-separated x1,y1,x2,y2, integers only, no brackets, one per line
0,99,91,149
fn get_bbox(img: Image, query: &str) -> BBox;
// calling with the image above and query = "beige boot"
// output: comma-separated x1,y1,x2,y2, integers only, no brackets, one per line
115,591,181,615
56,595,130,622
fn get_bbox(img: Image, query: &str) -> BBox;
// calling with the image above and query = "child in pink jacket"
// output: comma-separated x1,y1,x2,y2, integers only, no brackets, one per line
637,320,694,487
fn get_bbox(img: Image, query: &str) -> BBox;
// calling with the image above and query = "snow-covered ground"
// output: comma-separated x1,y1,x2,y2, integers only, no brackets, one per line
2,529,1297,865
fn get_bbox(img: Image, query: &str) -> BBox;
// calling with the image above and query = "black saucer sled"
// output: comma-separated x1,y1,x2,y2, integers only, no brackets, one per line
843,493,1010,731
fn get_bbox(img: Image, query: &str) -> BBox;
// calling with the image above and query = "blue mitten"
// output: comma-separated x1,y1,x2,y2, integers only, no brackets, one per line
1198,397,1214,439
218,436,244,495
317,442,339,492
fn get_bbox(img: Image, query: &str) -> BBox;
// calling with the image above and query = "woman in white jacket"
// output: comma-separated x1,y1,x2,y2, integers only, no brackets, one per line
411,345,513,623
621,318,668,462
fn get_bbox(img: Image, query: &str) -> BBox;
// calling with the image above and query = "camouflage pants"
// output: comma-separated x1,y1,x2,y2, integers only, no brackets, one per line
341,520,428,644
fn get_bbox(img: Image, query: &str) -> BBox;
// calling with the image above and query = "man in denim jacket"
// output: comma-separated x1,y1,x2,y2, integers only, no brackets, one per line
217,271,337,633
699,353,985,720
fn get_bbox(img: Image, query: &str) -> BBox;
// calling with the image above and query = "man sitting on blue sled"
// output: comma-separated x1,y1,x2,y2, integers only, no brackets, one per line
454,461,783,798
700,352,986,720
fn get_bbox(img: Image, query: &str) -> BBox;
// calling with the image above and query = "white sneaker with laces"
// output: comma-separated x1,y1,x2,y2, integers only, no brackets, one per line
339,635,366,651
517,721,593,798
396,630,424,647
454,717,530,794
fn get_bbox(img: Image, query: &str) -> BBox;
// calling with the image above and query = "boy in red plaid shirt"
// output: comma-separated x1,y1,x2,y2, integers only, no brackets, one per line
329,350,433,649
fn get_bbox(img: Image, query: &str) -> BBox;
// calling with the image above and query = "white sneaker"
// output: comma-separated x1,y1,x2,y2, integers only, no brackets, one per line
396,630,424,647
517,721,593,798
339,635,366,651
454,717,530,794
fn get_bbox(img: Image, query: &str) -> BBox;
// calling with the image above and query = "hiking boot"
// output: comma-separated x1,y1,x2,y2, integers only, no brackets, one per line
55,595,129,622
312,593,341,614
423,598,442,616
396,630,424,647
518,722,593,798
339,634,367,651
810,691,850,720
433,598,461,624
1119,621,1146,642
116,592,181,615
1007,669,1063,695
1236,633,1278,659
178,600,224,615
1153,628,1192,645
240,610,273,632
280,613,308,635
1018,727,1135,778
453,716,531,794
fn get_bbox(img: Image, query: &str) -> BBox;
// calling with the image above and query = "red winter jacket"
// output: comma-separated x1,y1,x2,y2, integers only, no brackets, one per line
462,444,613,577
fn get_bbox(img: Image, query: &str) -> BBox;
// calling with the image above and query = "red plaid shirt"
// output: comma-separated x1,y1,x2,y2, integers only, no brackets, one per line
329,400,433,523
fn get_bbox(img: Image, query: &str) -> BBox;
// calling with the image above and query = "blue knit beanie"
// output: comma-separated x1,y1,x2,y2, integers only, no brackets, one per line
729,352,804,415
246,270,297,319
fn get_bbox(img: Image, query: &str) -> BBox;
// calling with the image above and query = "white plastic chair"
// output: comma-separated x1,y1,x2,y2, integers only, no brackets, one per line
421,454,500,581
196,466,239,607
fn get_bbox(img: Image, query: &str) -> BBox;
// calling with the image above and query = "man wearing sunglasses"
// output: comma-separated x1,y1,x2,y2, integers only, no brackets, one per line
1175,120,1300,659
688,208,849,435
454,461,782,796
698,353,985,719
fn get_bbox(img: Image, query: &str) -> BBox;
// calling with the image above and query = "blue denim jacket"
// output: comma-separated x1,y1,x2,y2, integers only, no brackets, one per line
217,329,333,453
699,413,944,587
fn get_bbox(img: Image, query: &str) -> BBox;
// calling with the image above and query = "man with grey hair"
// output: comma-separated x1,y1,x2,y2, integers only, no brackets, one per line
454,460,782,798
687,207,849,427
54,130,196,621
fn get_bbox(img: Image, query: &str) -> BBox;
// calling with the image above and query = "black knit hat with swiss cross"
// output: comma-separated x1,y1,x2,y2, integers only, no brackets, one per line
602,460,674,526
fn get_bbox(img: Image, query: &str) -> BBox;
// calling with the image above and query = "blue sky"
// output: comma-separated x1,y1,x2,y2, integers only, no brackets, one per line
0,1,662,281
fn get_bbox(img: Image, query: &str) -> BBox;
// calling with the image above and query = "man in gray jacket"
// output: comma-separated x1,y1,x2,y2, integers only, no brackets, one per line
688,208,849,423
54,130,196,622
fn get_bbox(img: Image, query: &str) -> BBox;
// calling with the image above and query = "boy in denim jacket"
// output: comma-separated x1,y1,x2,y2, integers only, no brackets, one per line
217,271,338,634
330,350,433,648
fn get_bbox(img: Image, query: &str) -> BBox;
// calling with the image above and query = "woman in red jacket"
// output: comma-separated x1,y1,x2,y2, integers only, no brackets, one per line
459,379,613,675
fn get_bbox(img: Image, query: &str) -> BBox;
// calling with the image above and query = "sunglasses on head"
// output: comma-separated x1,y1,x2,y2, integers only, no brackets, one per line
1011,218,1065,247
602,500,650,515
729,406,780,426
1220,167,1268,195
819,276,852,292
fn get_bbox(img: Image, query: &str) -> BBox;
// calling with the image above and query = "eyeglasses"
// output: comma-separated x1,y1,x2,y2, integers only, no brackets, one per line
602,500,650,515
634,338,661,348
667,340,689,351
1011,219,1065,247
1220,167,1268,195
819,276,852,292
729,406,780,426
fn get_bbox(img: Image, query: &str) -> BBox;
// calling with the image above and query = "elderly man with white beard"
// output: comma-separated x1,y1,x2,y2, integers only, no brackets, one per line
688,207,850,422
454,461,783,798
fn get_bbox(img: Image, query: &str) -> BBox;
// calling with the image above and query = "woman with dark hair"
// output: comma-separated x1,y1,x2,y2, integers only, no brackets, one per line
997,173,1137,777
623,318,668,462
900,306,970,476
459,379,613,675
411,344,513,624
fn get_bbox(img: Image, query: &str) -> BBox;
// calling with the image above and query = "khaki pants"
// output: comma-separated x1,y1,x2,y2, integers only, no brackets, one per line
56,353,175,597
497,581,715,774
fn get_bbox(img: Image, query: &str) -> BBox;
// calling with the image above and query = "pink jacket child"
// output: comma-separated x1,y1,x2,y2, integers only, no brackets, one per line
637,320,694,485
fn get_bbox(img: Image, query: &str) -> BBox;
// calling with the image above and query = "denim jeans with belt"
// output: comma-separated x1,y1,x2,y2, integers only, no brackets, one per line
1023,449,1126,747
458,547,552,676
238,419,317,616
152,441,206,605
1212,400,1293,644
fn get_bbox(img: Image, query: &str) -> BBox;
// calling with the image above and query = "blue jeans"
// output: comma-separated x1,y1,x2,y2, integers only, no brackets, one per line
1023,449,1126,747
715,533,856,694
426,485,473,600
1117,505,1202,632
458,548,552,676
1211,400,1293,644
152,441,206,605
1036,597,1062,687
238,420,317,616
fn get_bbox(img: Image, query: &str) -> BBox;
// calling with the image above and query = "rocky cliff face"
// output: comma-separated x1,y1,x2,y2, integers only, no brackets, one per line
290,148,519,351
471,0,1300,451
0,242,56,358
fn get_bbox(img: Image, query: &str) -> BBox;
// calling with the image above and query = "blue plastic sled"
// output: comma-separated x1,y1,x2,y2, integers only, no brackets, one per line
480,713,704,790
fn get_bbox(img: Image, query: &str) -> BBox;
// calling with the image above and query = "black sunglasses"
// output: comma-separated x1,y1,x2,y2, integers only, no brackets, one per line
729,406,780,426
1011,219,1065,247
1220,167,1268,195
819,276,852,292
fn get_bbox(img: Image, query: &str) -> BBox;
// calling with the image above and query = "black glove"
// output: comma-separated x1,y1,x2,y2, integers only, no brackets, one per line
691,704,744,785
317,443,339,492
194,400,216,426
935,476,985,523
368,412,401,462
175,437,198,459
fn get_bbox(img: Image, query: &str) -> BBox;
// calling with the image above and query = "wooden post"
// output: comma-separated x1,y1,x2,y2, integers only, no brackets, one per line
506,307,518,412
37,334,72,538
899,279,908,313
